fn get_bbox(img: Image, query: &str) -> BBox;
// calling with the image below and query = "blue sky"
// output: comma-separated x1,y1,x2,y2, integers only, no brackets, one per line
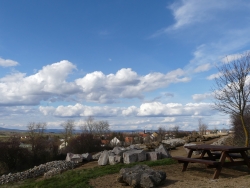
0,0,249,131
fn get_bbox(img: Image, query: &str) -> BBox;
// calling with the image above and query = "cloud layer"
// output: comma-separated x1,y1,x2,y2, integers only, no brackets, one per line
0,61,190,106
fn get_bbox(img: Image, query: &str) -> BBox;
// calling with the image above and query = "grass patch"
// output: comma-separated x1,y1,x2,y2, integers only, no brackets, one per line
2,158,176,188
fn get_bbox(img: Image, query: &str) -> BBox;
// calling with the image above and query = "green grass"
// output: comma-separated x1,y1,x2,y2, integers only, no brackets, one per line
2,158,176,188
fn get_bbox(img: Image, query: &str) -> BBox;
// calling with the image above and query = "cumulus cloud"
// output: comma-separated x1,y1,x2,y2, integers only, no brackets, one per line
0,57,19,67
39,103,122,117
138,102,215,116
0,60,78,105
40,102,216,118
75,68,190,103
0,60,190,106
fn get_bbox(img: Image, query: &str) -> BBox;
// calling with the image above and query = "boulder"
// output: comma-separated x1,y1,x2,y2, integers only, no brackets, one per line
112,146,127,156
92,152,102,160
146,152,160,161
98,150,109,165
155,144,171,159
161,138,186,148
109,155,122,165
65,153,83,163
123,149,146,164
184,143,201,155
82,153,92,161
118,165,166,188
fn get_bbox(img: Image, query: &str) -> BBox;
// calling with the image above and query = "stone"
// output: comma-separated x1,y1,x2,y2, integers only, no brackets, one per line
146,152,160,161
82,153,92,161
109,155,122,165
161,138,186,148
118,165,166,188
98,150,109,165
66,153,83,163
0,161,77,185
112,146,127,156
184,143,201,155
123,149,146,164
155,144,172,159
92,152,102,160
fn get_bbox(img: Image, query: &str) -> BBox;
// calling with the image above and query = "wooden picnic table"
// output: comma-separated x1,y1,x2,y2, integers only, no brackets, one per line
173,144,250,179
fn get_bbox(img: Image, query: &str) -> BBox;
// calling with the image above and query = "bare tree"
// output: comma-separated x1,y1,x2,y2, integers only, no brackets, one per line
213,52,250,146
198,119,208,135
172,125,179,135
81,116,95,133
27,122,47,152
157,127,166,141
81,116,110,135
61,120,75,145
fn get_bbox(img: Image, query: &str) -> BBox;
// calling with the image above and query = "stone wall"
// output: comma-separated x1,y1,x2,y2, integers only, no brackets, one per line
0,160,77,185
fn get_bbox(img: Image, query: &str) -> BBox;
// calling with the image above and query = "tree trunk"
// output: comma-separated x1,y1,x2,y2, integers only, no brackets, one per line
240,115,249,147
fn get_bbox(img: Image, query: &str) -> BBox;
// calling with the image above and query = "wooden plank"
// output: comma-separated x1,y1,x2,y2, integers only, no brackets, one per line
173,156,220,165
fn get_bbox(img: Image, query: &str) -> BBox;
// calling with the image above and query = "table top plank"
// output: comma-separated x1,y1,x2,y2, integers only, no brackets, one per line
184,144,250,152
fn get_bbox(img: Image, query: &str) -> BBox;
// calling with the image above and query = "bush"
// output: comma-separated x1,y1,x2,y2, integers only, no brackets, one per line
64,133,102,154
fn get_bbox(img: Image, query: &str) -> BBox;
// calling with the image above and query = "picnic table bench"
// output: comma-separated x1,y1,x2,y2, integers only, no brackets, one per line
173,144,250,179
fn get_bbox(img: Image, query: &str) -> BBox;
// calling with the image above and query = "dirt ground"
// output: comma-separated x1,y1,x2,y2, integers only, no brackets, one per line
78,137,250,188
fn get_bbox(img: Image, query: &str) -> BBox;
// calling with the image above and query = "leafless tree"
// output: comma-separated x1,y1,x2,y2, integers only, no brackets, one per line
198,119,208,135
27,122,47,151
61,120,75,145
172,125,179,135
81,116,110,135
213,52,250,146
157,127,166,141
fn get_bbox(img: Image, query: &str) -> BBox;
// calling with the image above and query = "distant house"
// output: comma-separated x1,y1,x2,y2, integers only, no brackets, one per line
125,136,133,144
110,137,121,146
101,139,110,147
150,132,158,140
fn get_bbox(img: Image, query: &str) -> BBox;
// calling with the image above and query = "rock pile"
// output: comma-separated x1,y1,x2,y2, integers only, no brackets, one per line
161,138,186,148
117,165,166,188
66,152,92,163
0,161,77,185
97,144,172,166
212,135,233,145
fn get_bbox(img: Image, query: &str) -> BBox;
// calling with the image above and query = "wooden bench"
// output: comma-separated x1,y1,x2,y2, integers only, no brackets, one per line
173,156,220,166
211,152,250,159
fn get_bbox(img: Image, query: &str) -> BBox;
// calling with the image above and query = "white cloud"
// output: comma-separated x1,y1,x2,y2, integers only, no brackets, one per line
0,57,19,67
192,93,213,102
221,50,250,63
0,61,190,106
206,73,222,80
194,63,212,73
162,117,176,122
39,103,122,117
0,60,78,105
138,102,215,117
39,102,216,118
167,0,238,30
75,68,190,103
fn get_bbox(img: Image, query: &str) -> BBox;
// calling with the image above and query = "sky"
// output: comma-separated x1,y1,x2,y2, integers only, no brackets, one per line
0,0,250,131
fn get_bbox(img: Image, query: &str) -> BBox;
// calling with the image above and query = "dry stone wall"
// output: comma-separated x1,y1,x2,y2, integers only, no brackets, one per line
0,161,77,185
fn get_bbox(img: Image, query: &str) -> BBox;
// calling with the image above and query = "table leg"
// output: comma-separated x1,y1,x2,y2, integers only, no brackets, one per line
182,149,194,172
240,151,250,168
213,151,227,179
